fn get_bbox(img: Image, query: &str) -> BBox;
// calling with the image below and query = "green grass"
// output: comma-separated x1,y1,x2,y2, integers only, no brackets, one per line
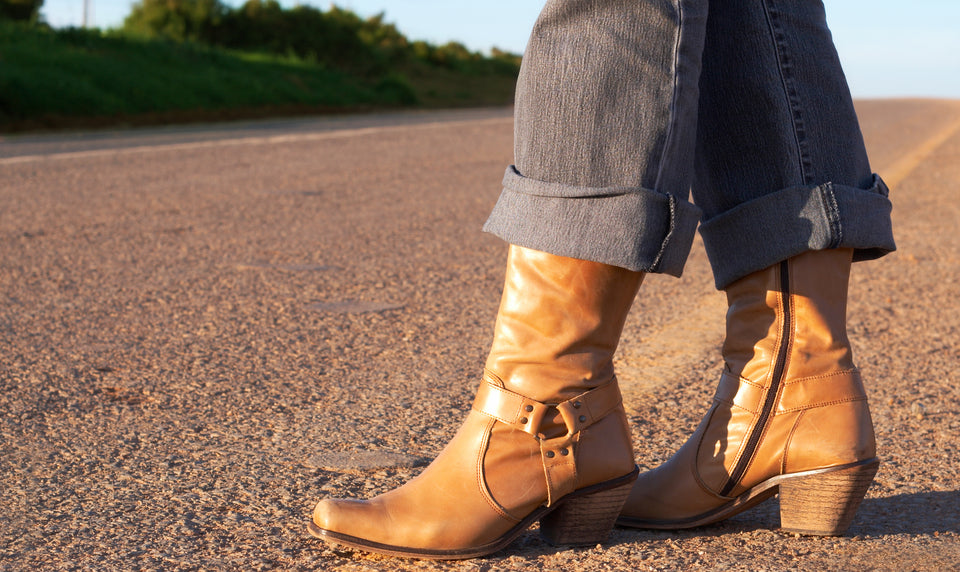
0,23,516,131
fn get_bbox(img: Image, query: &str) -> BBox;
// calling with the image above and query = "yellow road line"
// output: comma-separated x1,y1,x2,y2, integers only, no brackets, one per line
880,108,960,188
615,289,728,406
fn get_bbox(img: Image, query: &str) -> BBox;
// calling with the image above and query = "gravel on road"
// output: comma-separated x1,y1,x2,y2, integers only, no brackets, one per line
1,101,958,571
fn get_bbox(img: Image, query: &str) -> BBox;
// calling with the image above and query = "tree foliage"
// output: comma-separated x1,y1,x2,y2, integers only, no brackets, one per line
122,0,226,42
0,0,43,22
121,1,520,78
209,1,384,74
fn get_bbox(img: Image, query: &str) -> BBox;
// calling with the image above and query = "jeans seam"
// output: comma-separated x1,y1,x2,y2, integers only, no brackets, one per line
762,0,813,185
653,0,685,193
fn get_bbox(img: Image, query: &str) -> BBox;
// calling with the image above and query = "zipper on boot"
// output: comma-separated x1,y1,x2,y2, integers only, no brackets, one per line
719,261,792,497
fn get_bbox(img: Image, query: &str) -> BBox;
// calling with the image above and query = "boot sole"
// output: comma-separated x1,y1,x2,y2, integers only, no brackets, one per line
307,466,639,560
616,458,878,536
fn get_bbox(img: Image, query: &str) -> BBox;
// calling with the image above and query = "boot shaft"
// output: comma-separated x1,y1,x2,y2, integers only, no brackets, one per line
717,248,872,496
722,248,856,385
486,245,644,402
619,248,877,532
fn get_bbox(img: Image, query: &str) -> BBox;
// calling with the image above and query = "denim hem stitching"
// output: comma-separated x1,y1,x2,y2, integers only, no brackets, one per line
819,183,843,249
650,194,678,273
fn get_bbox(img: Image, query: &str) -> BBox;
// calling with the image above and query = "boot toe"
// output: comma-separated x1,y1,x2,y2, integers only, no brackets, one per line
312,498,362,534
311,498,334,530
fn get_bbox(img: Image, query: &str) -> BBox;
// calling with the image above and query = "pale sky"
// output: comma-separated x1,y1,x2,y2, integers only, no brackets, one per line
41,0,960,98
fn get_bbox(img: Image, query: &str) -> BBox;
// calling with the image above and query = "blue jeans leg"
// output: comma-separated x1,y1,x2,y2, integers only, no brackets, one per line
693,0,895,288
483,0,707,277
483,0,895,287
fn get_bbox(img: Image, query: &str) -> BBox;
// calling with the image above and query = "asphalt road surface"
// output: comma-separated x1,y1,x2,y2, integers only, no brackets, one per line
2,100,959,571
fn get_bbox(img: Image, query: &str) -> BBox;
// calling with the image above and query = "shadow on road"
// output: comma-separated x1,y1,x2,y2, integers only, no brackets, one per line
647,490,960,537
613,489,960,539
856,490,960,535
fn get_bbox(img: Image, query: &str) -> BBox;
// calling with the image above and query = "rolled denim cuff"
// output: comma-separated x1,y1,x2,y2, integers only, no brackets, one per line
700,174,896,289
483,166,703,277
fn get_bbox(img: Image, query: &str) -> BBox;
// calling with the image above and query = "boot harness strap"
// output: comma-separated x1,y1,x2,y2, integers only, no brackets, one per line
472,373,624,505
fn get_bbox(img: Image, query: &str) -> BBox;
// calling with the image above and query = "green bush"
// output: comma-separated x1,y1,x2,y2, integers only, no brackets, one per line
1,5,520,130
0,21,410,128
373,73,417,105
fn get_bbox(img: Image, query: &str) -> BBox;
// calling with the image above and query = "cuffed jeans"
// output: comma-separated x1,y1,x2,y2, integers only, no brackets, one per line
483,0,896,289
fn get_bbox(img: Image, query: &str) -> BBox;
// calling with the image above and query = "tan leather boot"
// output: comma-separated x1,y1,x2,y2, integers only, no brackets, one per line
618,248,878,535
309,245,644,559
